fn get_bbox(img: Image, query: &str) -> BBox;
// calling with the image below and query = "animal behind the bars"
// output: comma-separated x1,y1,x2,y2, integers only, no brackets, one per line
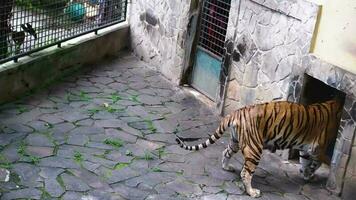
175,100,342,198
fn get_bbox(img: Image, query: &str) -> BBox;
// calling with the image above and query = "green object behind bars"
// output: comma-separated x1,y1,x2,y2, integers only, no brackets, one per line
65,3,86,21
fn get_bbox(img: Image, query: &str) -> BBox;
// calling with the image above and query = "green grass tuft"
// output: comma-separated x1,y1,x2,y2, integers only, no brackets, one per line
151,167,162,172
104,138,123,148
111,93,122,104
73,151,84,164
143,151,154,160
114,163,129,170
144,119,156,133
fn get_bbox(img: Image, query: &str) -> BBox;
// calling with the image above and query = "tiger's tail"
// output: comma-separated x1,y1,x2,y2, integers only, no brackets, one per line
175,113,235,151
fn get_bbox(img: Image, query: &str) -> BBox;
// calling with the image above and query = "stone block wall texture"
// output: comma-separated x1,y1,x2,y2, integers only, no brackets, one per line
223,0,319,113
289,55,356,197
129,0,194,85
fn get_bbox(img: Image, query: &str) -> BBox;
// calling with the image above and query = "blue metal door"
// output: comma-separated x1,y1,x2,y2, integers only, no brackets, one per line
191,0,231,100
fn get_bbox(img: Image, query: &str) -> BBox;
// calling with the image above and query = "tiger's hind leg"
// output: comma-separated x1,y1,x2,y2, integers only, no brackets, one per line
241,147,262,198
222,129,239,172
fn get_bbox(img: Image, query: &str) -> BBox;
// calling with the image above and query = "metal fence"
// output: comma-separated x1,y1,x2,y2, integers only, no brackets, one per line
0,0,127,64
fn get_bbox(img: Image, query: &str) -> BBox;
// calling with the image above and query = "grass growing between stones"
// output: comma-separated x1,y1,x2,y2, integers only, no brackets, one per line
142,151,154,161
16,105,30,115
157,147,166,159
16,142,40,164
125,150,133,157
111,92,122,104
114,163,130,170
130,95,140,103
151,167,162,172
104,138,123,148
0,154,12,169
144,119,156,133
56,175,65,189
40,188,52,199
79,91,92,101
73,151,84,164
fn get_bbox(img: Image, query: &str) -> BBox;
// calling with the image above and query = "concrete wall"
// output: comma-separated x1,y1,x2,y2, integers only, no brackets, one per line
129,0,196,85
0,24,129,104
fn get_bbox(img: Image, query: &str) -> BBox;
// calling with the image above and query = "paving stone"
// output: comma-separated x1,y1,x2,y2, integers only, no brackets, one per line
2,188,42,200
67,133,89,146
69,168,112,190
201,193,228,200
202,186,223,194
40,114,65,124
82,161,101,172
39,167,64,178
138,94,163,105
166,179,203,196
94,166,139,184
85,190,126,200
39,157,80,169
5,123,33,134
26,146,54,158
25,133,55,147
95,119,143,136
13,163,42,187
61,173,90,192
76,119,94,126
0,133,24,147
146,194,182,200
112,183,151,200
69,126,105,135
1,143,21,162
223,181,244,195
125,172,176,188
105,129,137,143
62,191,83,200
45,178,65,197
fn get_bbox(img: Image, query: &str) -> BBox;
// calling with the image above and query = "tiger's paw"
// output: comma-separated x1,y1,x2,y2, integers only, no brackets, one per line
222,164,236,172
248,188,261,198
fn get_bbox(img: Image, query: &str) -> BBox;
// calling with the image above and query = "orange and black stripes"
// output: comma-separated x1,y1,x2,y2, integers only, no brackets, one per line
175,100,342,169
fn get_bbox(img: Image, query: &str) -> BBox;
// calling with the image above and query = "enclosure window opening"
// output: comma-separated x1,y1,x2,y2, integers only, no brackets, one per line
295,74,346,163
0,0,128,64
198,0,231,58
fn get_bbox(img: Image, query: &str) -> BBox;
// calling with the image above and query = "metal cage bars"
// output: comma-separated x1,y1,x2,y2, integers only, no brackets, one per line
0,0,127,64
198,0,231,58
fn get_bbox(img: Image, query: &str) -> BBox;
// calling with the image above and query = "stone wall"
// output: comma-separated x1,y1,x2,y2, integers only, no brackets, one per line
288,55,356,197
222,0,319,114
129,0,197,85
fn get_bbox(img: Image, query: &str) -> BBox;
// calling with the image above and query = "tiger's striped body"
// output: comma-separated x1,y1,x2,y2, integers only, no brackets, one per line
176,100,342,198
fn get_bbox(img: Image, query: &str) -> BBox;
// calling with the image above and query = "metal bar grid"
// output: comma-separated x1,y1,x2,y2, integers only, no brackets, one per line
0,0,127,64
198,0,231,57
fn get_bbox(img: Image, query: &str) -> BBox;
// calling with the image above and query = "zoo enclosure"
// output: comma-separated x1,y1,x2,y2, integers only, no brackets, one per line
0,0,128,64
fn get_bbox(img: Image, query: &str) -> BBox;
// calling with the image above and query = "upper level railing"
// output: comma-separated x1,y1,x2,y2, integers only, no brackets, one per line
0,0,128,64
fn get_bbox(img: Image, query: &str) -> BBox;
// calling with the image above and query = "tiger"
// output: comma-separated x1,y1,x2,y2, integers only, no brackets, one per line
175,100,342,198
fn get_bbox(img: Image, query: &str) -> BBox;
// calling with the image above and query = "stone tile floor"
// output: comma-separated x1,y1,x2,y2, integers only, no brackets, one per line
0,53,341,200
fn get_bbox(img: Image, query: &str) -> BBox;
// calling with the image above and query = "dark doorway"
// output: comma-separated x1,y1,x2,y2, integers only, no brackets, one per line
298,74,346,161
